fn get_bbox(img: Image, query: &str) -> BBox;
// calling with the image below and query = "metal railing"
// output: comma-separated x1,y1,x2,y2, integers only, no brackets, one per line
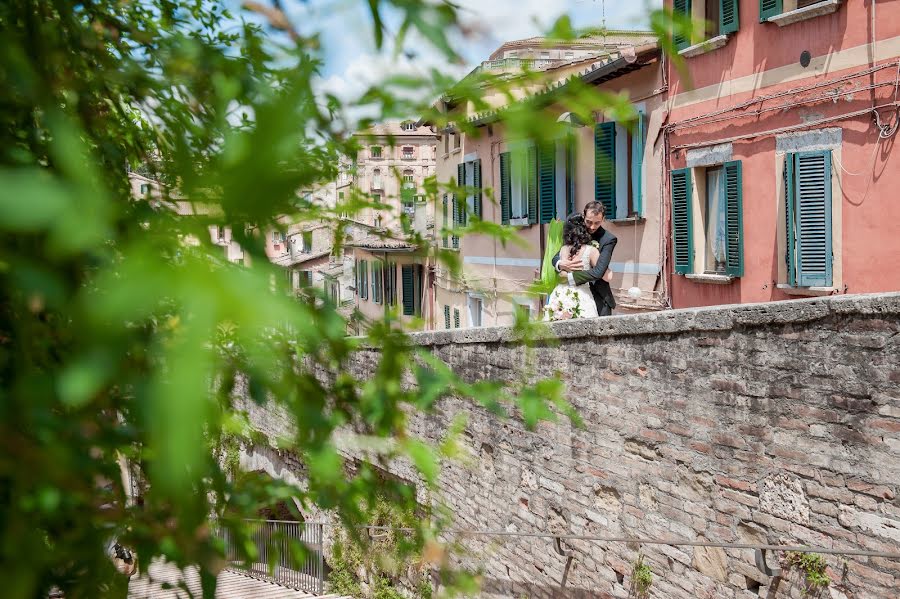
217,519,325,595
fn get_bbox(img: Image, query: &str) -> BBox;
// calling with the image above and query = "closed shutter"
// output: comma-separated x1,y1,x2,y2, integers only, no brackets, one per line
354,260,360,295
630,111,646,217
792,151,833,287
442,195,449,247
386,262,396,305
673,0,692,50
457,163,466,226
453,308,460,328
373,262,382,304
595,122,616,219
360,260,368,300
785,157,796,286
444,305,450,329
473,159,482,219
720,0,739,34
527,146,538,224
671,168,693,274
451,194,459,248
759,0,782,22
723,160,744,277
401,265,414,315
539,143,555,224
500,152,511,224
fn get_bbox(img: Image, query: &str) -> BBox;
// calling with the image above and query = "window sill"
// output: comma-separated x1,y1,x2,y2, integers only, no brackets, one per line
608,216,645,226
776,284,837,296
678,34,729,59
509,217,531,227
766,0,841,26
685,273,735,285
450,148,462,156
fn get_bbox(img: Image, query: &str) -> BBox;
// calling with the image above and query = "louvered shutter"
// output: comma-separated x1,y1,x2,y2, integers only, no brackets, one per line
539,143,555,223
473,159,482,218
785,157,796,286
671,168,693,274
595,122,616,219
457,163,466,226
723,161,744,277
673,0,692,50
443,305,450,329
401,265,414,315
793,151,833,287
527,146,538,224
451,194,459,248
500,152,511,224
630,111,646,216
442,194,449,247
360,260,368,300
759,0,782,22
720,0,739,35
453,308,460,328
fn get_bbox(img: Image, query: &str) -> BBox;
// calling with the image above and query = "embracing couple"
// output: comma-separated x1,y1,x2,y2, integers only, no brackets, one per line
546,201,617,320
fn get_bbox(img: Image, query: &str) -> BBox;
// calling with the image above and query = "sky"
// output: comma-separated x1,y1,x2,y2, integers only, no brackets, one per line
270,0,662,111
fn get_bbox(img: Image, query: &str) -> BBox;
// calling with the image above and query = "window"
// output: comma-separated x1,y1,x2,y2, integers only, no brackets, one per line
670,161,744,277
456,159,483,225
673,0,738,51
452,134,460,150
443,305,451,329
140,183,151,196
401,264,424,316
328,280,340,304
784,151,833,287
453,308,460,328
302,231,313,253
383,262,397,305
500,144,557,225
540,51,550,60
401,121,417,131
443,134,449,155
372,168,383,190
564,51,575,60
355,259,369,300
298,270,312,287
595,112,646,220
371,146,382,158
216,225,226,241
272,231,285,244
402,146,415,160
372,261,383,304
467,295,483,328
761,0,833,22
374,214,383,229
513,298,534,322
442,195,449,248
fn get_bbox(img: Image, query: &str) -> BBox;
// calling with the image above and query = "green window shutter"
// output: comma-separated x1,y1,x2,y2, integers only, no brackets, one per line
373,262,382,304
441,195,449,247
444,305,450,329
671,168,694,274
720,0,739,35
401,265,415,315
630,111,646,216
759,0,782,22
473,159,482,219
673,0,692,50
386,262,396,305
785,157,796,286
457,163,467,226
360,260,368,300
500,152,511,225
453,308,460,328
594,122,617,219
723,160,744,277
451,194,459,248
527,146,538,224
793,151,833,287
538,143,555,223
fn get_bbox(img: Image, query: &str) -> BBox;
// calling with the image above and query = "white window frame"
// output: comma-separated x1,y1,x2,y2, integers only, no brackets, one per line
467,293,484,328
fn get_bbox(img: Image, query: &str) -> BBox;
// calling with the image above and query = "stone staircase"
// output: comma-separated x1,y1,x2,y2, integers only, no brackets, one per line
128,560,353,599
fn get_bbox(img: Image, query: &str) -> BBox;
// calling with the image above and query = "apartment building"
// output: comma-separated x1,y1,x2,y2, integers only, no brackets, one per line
666,0,900,306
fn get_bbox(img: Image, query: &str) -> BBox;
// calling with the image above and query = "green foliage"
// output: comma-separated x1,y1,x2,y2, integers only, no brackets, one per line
784,552,831,594
631,554,653,596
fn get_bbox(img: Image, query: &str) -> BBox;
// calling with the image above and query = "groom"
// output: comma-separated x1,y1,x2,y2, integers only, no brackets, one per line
552,201,617,316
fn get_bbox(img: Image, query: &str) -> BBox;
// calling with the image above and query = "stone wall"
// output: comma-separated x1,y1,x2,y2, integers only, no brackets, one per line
250,293,900,599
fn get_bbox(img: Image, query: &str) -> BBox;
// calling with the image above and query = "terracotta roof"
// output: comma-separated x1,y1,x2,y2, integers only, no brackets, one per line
270,249,332,267
354,121,437,137
488,32,656,60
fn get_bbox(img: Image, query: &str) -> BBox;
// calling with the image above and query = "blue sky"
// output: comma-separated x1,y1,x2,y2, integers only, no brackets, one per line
266,0,661,103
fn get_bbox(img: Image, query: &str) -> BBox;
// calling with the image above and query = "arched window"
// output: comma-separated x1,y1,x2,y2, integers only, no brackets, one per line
372,168,382,190
401,121,417,131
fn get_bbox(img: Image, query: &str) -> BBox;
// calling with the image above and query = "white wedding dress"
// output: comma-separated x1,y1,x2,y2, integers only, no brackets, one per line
545,245,599,320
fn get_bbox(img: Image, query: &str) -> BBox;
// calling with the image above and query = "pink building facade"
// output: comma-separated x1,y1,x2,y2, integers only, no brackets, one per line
666,0,900,307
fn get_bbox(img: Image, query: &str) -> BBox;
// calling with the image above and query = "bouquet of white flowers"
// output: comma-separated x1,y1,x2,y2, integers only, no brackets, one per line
543,287,583,321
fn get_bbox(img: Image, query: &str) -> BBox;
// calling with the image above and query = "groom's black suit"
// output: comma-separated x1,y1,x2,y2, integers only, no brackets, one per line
551,223,617,316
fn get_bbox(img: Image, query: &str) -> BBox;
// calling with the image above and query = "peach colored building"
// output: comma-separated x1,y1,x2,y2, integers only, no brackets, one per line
665,0,900,307
433,38,667,329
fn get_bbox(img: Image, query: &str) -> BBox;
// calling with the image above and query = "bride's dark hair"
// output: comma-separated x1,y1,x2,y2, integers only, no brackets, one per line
563,215,592,259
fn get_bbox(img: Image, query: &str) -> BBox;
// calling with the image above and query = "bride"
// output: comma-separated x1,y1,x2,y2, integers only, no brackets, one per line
544,216,610,321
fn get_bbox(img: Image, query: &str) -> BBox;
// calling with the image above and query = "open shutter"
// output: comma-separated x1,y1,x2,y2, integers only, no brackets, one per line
595,122,616,219
759,0,782,22
457,163,466,226
671,168,694,274
500,152,511,224
723,161,744,277
785,157,796,286
443,305,450,329
720,0,739,35
794,151,833,287
527,146,538,224
473,159,482,218
451,195,459,248
360,260,368,300
673,0,692,50
630,111,646,216
401,265,414,315
441,194,449,247
538,143,555,224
